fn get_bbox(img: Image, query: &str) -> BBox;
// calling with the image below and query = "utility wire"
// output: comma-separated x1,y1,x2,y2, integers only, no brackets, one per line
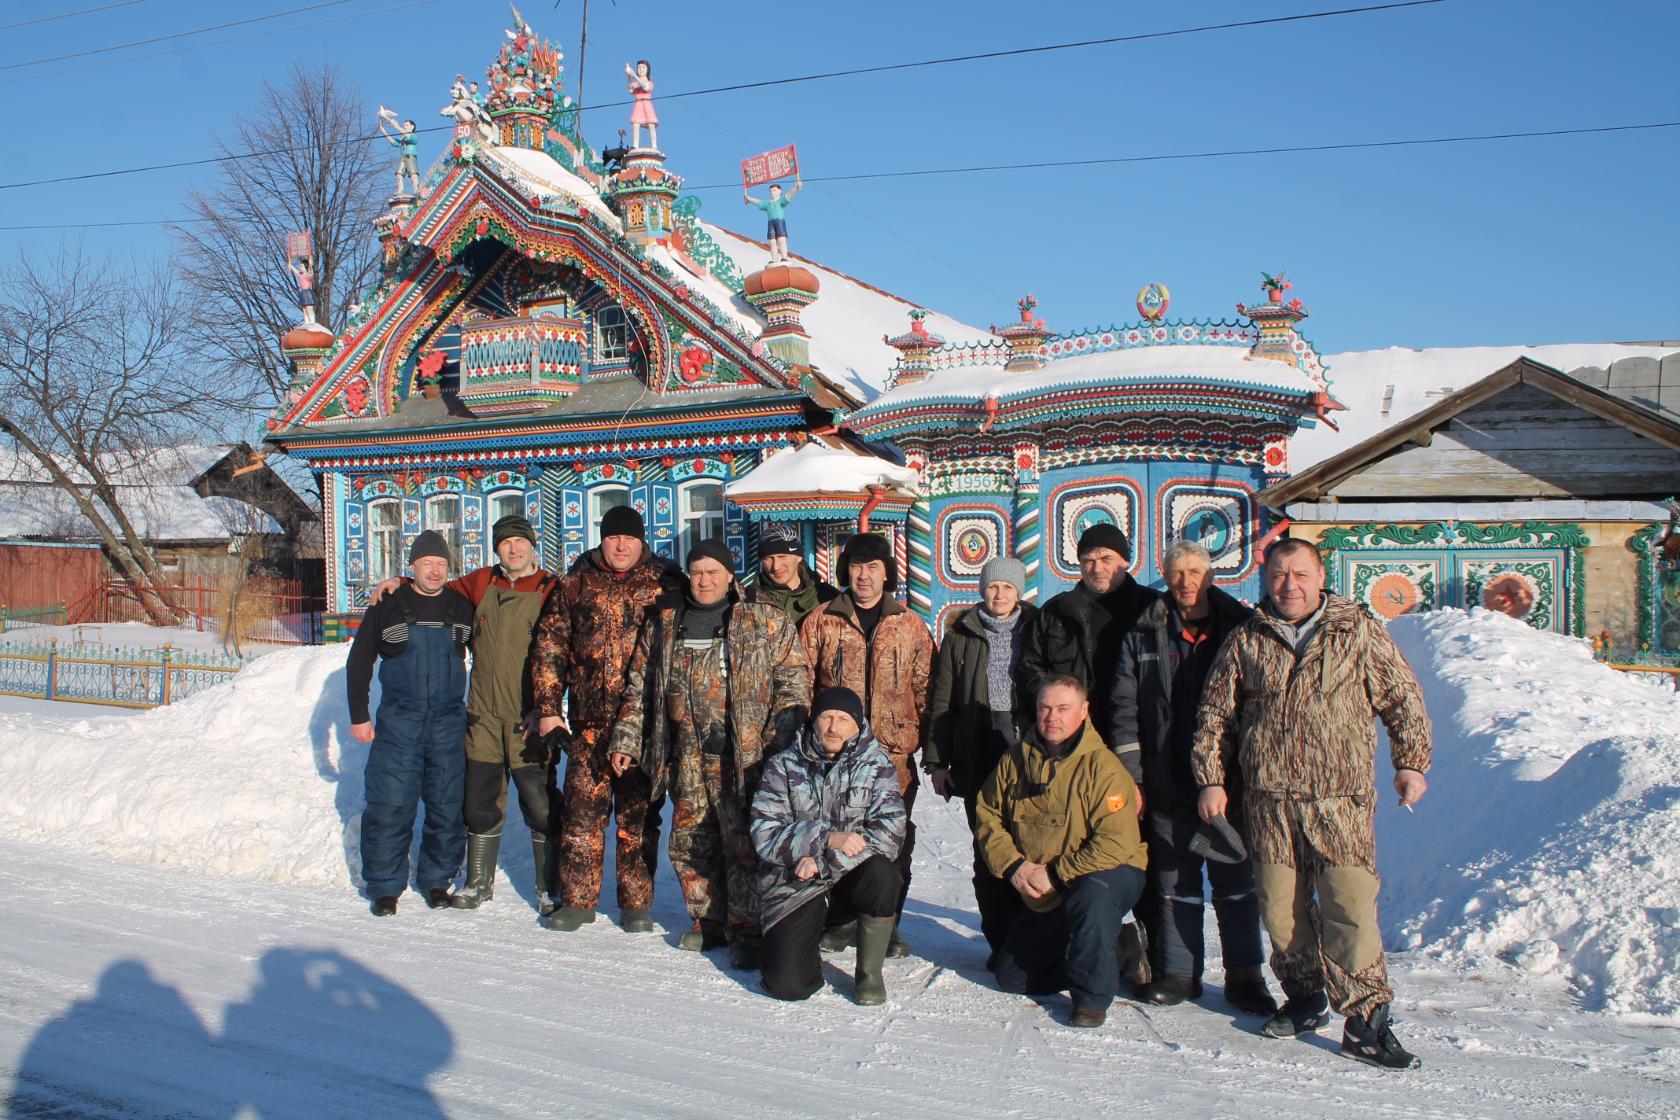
2,119,1672,231
0,1,1445,190
0,1,144,33
0,0,439,87
0,0,357,71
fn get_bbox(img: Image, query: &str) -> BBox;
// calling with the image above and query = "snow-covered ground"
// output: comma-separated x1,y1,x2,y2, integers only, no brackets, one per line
2,610,1678,1117
0,620,280,656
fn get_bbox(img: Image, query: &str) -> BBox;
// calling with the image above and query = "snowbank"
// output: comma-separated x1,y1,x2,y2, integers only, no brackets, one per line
1378,609,1680,1019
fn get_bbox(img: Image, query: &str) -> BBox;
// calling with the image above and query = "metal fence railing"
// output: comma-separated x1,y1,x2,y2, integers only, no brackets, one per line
0,603,69,633
0,640,252,709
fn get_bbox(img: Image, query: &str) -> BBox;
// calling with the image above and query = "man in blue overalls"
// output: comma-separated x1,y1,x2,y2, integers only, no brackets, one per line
347,530,476,915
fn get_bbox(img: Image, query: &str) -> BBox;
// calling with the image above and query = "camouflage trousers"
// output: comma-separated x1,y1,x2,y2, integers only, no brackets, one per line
1245,790,1392,1020
557,727,661,912
670,751,760,940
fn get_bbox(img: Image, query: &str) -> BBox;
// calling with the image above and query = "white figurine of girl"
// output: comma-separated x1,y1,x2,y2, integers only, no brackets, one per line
625,60,657,150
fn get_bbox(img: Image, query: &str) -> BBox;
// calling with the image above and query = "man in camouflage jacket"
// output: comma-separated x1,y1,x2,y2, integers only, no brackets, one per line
1192,538,1431,1070
531,505,684,933
608,540,811,968
798,531,934,954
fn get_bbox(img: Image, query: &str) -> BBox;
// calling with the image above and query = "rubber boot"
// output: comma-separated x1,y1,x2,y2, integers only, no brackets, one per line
854,916,894,1006
678,920,727,951
450,831,501,910
621,908,655,933
545,906,596,932
531,835,560,917
729,936,765,972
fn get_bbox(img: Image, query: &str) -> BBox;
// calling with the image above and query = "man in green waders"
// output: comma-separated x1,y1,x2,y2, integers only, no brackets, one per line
374,513,562,915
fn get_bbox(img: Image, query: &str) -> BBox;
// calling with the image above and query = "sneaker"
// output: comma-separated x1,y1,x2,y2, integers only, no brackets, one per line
370,895,399,917
1068,1008,1106,1029
423,888,453,909
1140,974,1202,1006
820,921,856,953
1260,991,1332,1039
1341,1004,1422,1070
544,907,596,932
620,908,655,933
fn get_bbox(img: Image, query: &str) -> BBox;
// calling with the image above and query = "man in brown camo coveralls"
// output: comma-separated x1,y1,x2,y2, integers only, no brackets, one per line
1192,538,1430,1070
609,539,811,970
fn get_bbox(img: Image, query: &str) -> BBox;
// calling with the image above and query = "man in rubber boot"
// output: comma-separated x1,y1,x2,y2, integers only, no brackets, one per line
346,531,474,916
752,687,905,1005
1193,538,1431,1070
532,505,683,933
745,520,837,626
799,532,933,958
368,514,563,915
1110,540,1275,1015
609,539,810,970
976,675,1148,1029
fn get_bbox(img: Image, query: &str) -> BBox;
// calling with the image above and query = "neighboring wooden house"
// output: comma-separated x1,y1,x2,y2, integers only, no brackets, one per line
1260,355,1680,656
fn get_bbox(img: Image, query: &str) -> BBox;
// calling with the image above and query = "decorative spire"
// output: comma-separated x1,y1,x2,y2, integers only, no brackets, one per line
1238,272,1309,366
743,264,821,368
991,294,1053,372
884,309,946,389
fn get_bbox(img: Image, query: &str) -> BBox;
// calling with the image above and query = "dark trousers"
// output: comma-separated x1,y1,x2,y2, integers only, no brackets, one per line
1146,810,1263,978
995,865,1146,1014
463,758,558,837
762,856,903,1001
962,795,1023,954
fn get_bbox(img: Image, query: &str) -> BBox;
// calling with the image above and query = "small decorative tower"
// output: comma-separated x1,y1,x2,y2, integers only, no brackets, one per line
743,264,821,368
1238,272,1309,366
992,295,1054,373
482,14,564,151
279,323,337,404
603,150,683,246
884,310,945,389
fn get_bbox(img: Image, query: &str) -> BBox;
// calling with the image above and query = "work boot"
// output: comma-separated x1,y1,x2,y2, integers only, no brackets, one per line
729,936,765,971
450,831,501,910
531,835,560,917
424,887,454,909
1140,974,1202,1006
1223,966,1279,1016
1260,989,1331,1039
678,921,727,952
1341,1004,1422,1070
820,920,856,953
886,923,911,959
545,907,596,932
854,916,894,1006
1068,1008,1107,1029
620,908,655,933
370,895,398,917
1117,921,1151,991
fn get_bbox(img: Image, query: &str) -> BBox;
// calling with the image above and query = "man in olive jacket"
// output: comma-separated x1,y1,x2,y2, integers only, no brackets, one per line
1193,538,1431,1070
976,675,1148,1028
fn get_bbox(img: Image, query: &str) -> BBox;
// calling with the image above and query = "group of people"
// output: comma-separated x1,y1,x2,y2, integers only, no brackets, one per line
347,505,1432,1071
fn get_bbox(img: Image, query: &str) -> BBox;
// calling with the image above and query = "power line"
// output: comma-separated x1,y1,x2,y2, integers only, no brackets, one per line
0,1,1446,190
0,1,145,33
0,0,439,87
2,118,1672,231
0,0,356,72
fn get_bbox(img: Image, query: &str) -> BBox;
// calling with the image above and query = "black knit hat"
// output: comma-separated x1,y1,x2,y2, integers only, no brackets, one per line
1076,522,1132,562
837,531,897,590
600,504,645,540
811,686,865,728
758,520,802,557
408,529,452,566
492,513,536,548
686,538,735,572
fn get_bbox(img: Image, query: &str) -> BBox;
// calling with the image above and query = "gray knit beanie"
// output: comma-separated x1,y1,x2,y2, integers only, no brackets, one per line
978,556,1028,596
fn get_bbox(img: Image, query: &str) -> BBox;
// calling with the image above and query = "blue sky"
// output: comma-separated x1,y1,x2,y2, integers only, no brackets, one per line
3,0,1676,354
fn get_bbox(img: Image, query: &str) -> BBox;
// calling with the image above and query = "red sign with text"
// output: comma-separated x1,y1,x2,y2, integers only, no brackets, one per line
741,145,798,187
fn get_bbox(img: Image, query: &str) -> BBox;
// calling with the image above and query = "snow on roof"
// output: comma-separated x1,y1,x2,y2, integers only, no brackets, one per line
0,484,280,542
852,345,1318,422
0,444,234,487
484,146,623,229
1295,343,1680,471
700,225,987,401
724,441,919,498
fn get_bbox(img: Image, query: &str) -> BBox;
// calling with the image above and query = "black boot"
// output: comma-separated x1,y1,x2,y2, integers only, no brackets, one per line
1140,973,1202,1006
820,920,856,953
678,920,727,951
450,831,501,910
1260,989,1331,1038
1342,1004,1422,1070
531,835,560,917
424,887,454,909
1116,921,1151,993
370,895,398,917
1224,966,1279,1016
545,906,596,932
729,936,765,971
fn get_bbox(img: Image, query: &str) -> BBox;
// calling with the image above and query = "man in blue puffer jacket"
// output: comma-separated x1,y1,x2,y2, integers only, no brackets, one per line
751,688,906,1005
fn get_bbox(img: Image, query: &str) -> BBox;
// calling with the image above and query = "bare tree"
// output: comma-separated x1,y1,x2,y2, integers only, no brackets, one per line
0,249,246,625
175,62,388,402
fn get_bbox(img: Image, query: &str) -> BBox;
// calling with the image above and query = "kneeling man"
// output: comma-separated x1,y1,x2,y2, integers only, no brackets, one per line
976,674,1147,1028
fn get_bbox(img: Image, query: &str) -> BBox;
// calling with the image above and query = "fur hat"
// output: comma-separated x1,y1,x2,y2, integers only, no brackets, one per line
837,532,897,590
